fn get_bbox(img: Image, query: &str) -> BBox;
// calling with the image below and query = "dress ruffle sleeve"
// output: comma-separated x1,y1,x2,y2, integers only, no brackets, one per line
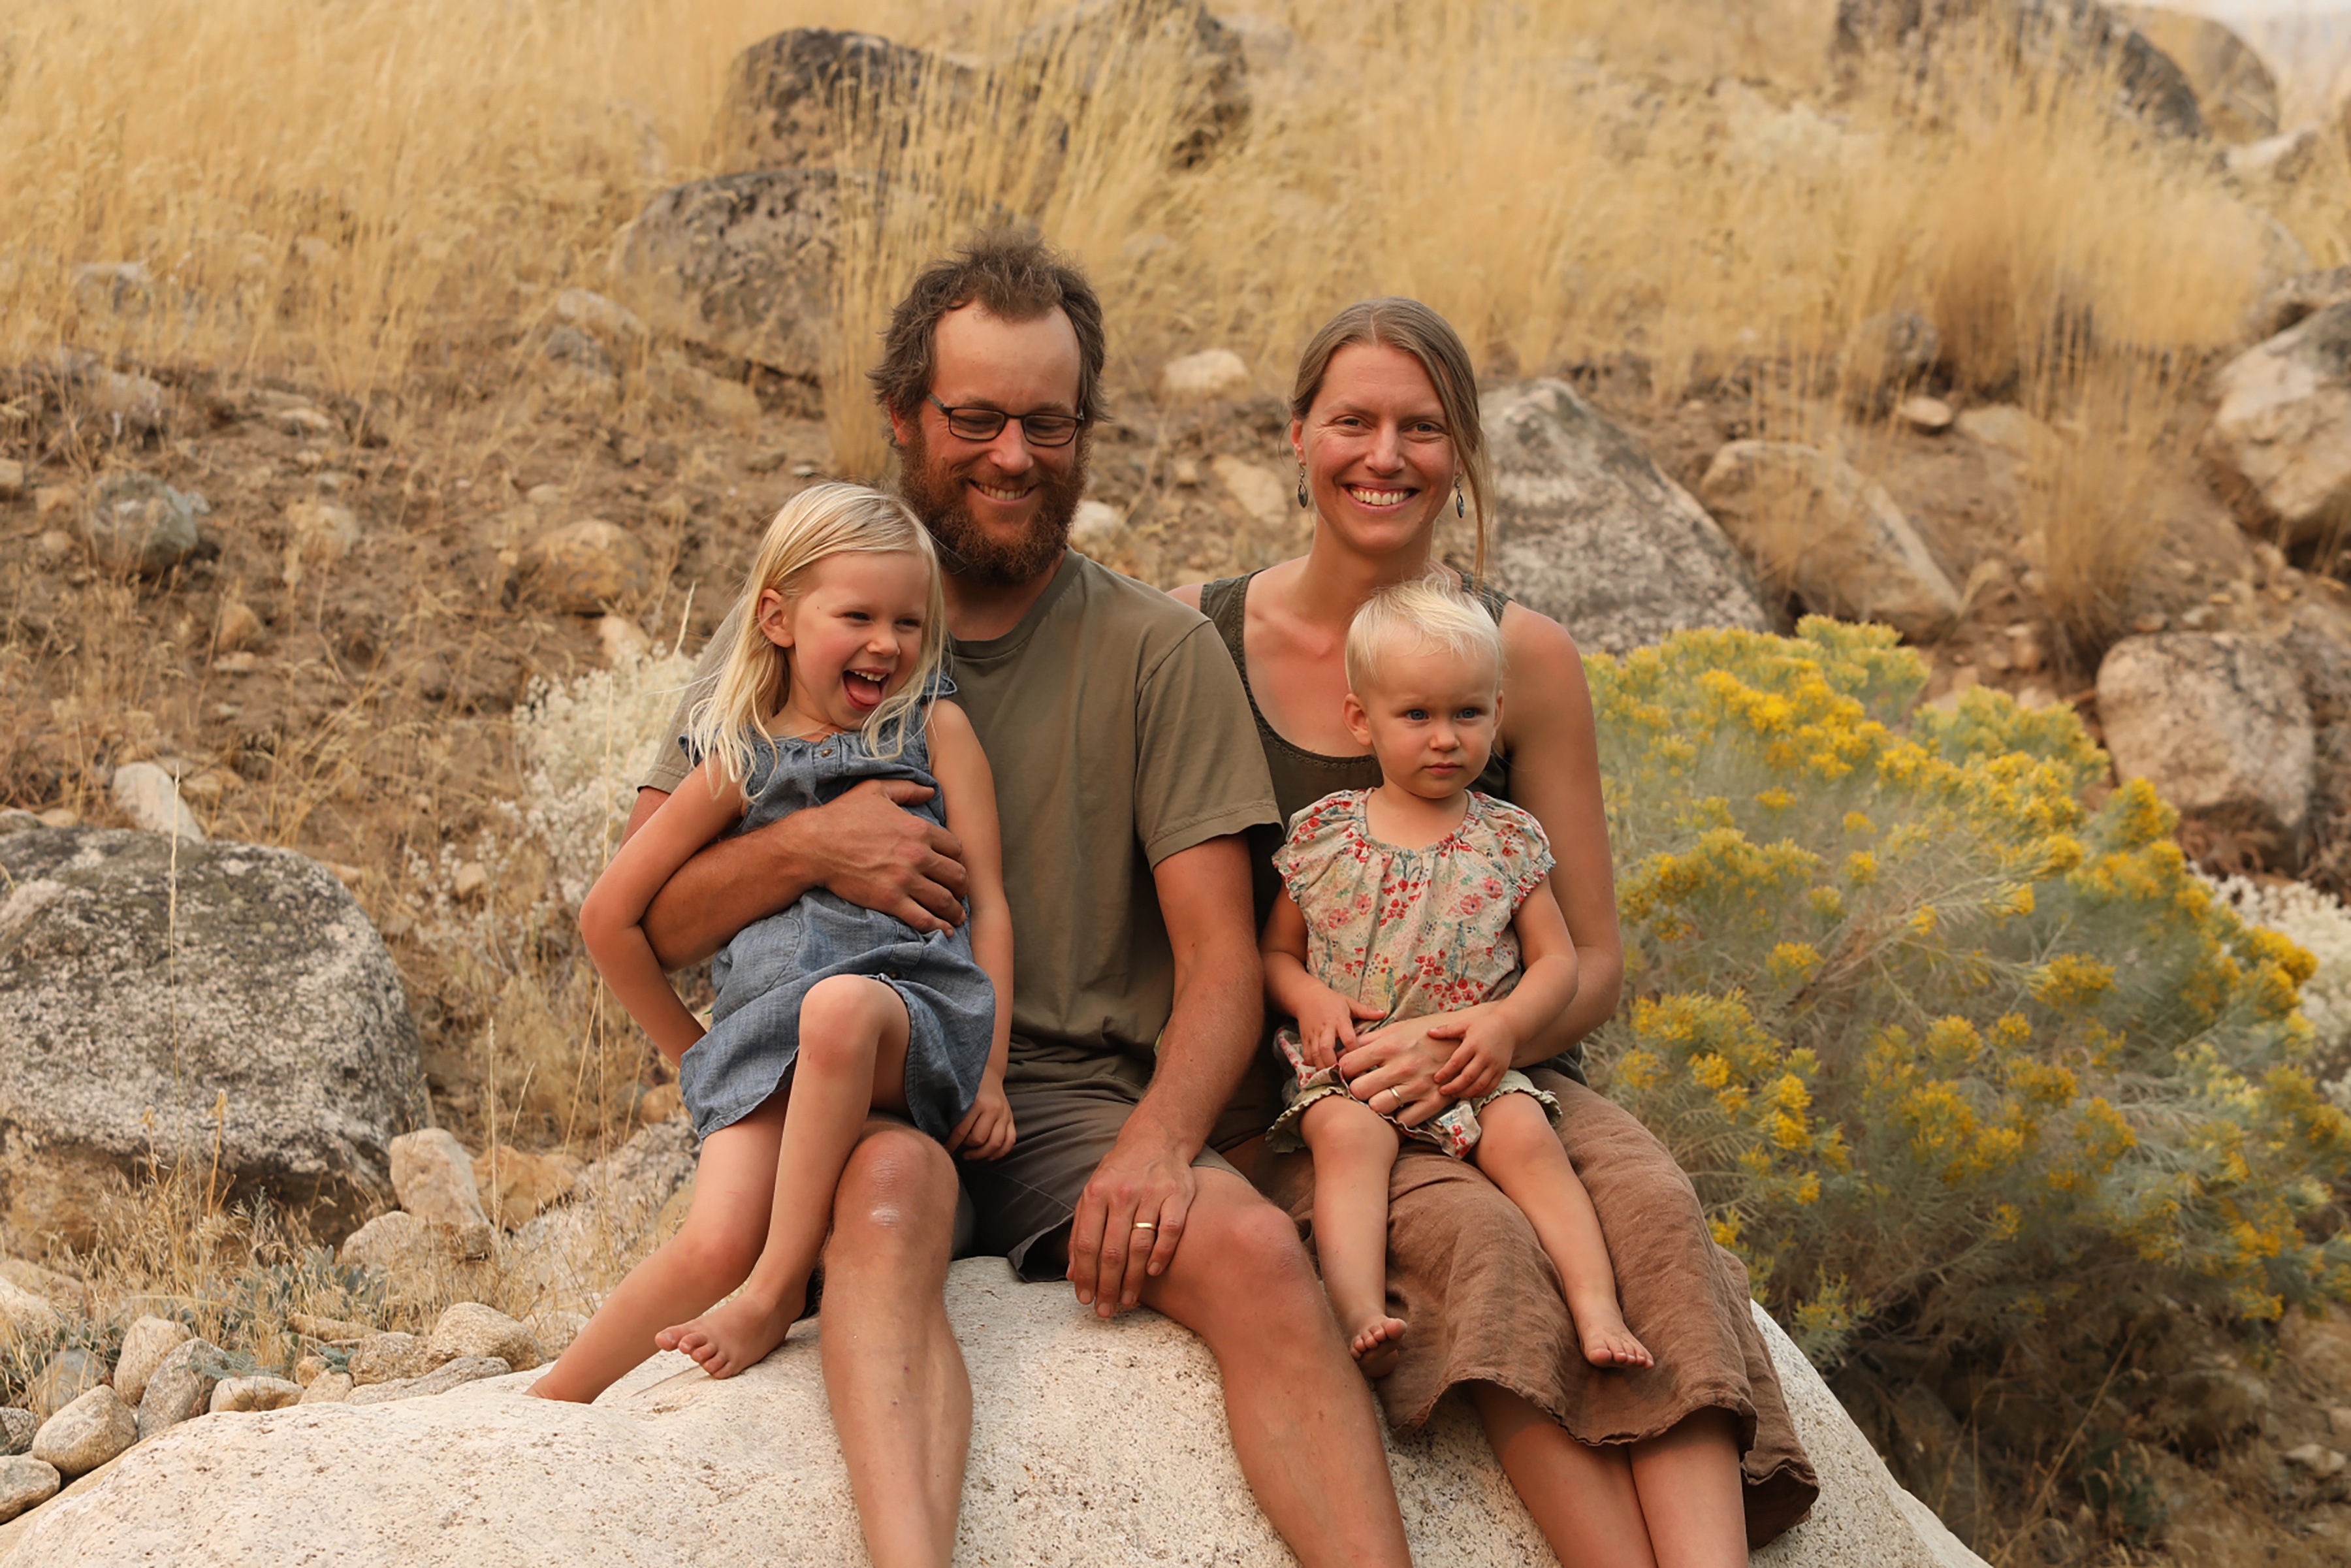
1269,788,1376,909
1459,793,1557,910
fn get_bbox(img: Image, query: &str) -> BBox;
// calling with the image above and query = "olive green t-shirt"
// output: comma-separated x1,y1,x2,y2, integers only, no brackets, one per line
642,550,1279,1091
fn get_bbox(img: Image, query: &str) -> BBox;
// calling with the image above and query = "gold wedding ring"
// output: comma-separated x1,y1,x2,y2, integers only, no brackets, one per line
1132,1221,1157,1230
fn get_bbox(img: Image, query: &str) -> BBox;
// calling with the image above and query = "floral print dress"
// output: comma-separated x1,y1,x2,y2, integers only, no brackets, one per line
1266,788,1562,1158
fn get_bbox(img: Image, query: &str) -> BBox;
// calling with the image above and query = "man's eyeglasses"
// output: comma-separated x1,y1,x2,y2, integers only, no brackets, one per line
927,394,1084,449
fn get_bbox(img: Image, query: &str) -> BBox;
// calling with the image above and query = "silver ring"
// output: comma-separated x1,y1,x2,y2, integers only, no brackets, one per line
1379,1087,1401,1111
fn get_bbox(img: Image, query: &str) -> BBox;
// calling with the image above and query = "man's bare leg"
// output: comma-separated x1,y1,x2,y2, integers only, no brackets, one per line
1134,1169,1412,1568
822,1119,970,1568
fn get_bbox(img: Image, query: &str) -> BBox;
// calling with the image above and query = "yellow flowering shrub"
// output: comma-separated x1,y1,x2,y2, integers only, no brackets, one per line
1587,620,2351,1364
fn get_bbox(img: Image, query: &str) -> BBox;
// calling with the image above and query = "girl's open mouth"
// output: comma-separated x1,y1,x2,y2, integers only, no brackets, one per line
842,670,889,711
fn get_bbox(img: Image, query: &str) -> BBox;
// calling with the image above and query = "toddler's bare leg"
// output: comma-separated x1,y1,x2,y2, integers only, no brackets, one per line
1298,1095,1407,1377
661,976,913,1379
1472,1095,1652,1369
528,1108,784,1402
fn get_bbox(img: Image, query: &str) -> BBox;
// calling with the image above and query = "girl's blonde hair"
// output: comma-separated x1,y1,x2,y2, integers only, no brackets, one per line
1344,575,1504,695
686,482,950,786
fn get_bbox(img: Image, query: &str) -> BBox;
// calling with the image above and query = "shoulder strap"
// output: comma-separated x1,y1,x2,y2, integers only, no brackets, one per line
1196,573,1253,670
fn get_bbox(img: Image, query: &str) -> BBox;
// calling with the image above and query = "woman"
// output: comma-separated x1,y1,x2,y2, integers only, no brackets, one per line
1175,298,1817,1567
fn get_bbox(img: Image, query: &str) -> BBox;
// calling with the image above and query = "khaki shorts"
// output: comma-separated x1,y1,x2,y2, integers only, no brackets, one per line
957,1082,1246,1279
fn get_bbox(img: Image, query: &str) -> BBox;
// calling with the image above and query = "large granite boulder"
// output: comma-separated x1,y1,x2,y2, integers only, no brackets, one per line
1008,0,1250,171
713,29,953,175
0,1259,1984,1567
2119,7,2277,142
609,170,854,376
0,829,423,1249
2098,633,2314,856
1697,440,1962,640
1471,379,1773,654
2202,301,2351,545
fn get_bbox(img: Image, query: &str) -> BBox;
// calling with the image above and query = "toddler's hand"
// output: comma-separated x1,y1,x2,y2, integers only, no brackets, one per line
1428,1012,1516,1102
950,1081,1017,1160
1295,987,1385,1072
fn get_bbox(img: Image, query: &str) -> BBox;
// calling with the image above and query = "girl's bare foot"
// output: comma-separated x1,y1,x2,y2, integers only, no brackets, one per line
656,1283,807,1379
1575,1307,1653,1369
1349,1315,1408,1379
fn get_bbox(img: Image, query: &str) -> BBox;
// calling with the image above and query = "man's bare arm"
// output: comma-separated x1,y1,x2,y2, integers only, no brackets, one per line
1065,833,1262,1313
627,779,972,970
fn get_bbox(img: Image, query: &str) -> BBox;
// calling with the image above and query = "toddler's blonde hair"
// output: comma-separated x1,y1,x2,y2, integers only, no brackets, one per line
686,483,949,787
1343,575,1504,695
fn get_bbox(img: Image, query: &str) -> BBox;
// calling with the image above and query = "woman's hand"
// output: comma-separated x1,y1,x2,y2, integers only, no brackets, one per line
1294,985,1386,1070
1336,1009,1486,1127
949,1079,1017,1160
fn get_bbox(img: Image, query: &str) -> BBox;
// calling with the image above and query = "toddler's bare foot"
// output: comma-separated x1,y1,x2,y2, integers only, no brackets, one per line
1575,1307,1653,1369
656,1283,806,1379
1349,1316,1407,1379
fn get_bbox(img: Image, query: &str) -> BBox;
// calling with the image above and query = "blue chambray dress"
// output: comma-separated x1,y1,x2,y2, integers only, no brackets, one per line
680,691,996,1145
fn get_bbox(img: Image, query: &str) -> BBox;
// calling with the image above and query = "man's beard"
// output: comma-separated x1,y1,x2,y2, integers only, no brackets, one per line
896,421,1087,589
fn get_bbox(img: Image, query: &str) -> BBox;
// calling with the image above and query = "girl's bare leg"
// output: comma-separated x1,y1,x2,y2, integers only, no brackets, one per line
1298,1095,1405,1376
1473,1095,1651,1368
662,975,912,1377
528,1108,786,1402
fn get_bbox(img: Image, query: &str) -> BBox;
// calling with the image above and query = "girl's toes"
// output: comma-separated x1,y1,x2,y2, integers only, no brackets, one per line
1351,1318,1407,1379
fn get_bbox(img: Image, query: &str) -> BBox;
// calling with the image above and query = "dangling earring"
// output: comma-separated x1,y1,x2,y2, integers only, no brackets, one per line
1297,464,1310,510
1453,481,1466,519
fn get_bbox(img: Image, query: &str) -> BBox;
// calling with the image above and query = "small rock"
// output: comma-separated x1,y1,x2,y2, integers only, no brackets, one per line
596,615,652,667
338,1210,445,1292
541,325,615,381
2203,301,2351,545
1893,394,1952,433
472,1147,581,1225
0,458,23,500
292,1355,330,1387
1955,404,2063,466
347,1332,434,1387
553,289,647,355
286,1312,371,1344
392,1129,489,1234
2330,1404,2351,1437
25,1350,103,1420
80,472,208,575
108,762,204,840
0,1276,60,1341
208,1376,303,1414
1841,310,1940,410
136,1338,227,1441
2228,125,2321,185
2285,1442,2348,1477
280,500,360,589
0,1261,85,1313
344,1356,511,1407
33,485,76,518
452,861,488,901
1071,499,1121,545
637,1082,684,1125
31,808,78,829
112,1317,193,1409
2246,265,2351,341
2006,622,2047,675
299,1371,353,1404
611,172,845,376
1159,349,1251,402
789,462,818,479
1211,455,1290,527
2098,633,2314,849
33,528,72,563
212,600,263,654
519,520,654,614
0,1409,34,1455
426,1304,543,1373
30,1386,136,1478
0,1455,59,1524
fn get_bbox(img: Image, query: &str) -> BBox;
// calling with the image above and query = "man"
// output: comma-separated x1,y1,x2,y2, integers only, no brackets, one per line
626,233,1412,1567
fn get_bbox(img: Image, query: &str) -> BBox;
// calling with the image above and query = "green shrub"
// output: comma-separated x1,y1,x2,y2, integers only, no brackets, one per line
1586,619,2351,1366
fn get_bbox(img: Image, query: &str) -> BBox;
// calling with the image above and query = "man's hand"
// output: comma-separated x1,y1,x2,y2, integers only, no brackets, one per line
1293,985,1386,1072
808,778,970,933
1066,1124,1197,1316
947,1080,1016,1160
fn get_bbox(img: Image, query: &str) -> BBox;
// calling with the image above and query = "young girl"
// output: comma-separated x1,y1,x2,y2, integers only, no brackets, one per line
1262,577,1648,1379
531,482,1013,1401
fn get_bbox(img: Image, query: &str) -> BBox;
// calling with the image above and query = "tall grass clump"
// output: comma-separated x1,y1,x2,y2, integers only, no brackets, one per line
1586,620,2351,1368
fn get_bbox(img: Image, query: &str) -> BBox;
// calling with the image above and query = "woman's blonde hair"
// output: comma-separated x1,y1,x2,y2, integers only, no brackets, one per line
1290,298,1492,580
686,482,950,787
1344,575,1505,695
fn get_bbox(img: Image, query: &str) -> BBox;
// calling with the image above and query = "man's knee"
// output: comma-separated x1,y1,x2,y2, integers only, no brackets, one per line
831,1124,957,1266
1185,1187,1317,1297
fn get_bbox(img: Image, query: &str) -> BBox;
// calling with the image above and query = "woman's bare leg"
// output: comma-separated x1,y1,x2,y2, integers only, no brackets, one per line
1630,1409,1748,1568
1298,1095,1406,1375
1473,1096,1650,1368
1474,1383,1657,1568
528,1108,784,1401
661,975,912,1377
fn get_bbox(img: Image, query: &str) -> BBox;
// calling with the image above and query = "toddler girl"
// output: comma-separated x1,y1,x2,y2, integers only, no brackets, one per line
1261,577,1648,1377
532,482,1012,1401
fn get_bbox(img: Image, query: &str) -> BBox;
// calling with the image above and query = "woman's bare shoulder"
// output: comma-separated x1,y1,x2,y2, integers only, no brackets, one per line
1168,582,1206,609
1497,598,1580,663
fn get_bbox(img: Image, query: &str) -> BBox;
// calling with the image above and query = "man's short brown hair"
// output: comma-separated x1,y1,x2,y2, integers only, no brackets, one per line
868,230,1109,428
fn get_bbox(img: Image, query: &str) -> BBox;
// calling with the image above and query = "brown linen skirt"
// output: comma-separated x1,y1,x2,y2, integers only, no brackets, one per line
1251,1069,1820,1550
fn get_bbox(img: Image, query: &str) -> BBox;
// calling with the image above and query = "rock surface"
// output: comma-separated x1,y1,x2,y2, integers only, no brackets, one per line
714,29,949,174
610,170,848,375
106,762,202,840
110,1317,191,1411
0,1282,57,1345
19,1356,98,1423
472,1147,581,1224
1008,0,1251,171
2203,301,2351,544
519,520,654,616
0,1416,27,1460
2121,7,2277,142
78,473,206,575
426,1304,543,1373
1159,348,1251,402
2098,633,2314,846
390,1129,494,1258
135,1339,226,1442
28,1389,135,1480
344,1357,511,1407
504,1121,698,1319
0,1260,1984,1567
1474,379,1773,654
0,829,422,1250
1840,310,1940,411
347,1333,434,1388
2247,266,2351,342
0,1460,55,1526
1698,441,1962,639
208,1377,303,1415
